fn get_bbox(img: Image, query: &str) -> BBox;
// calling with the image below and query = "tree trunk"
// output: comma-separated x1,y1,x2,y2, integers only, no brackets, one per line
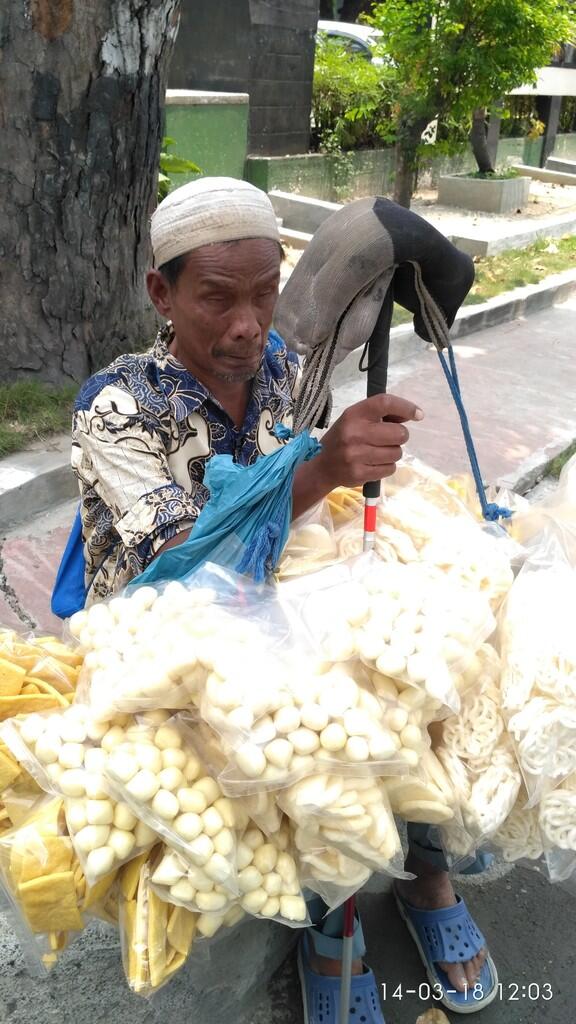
470,107,495,173
393,119,429,208
0,0,180,386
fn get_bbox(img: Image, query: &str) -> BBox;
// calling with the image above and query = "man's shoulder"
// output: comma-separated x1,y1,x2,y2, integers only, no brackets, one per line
264,329,299,379
74,349,157,413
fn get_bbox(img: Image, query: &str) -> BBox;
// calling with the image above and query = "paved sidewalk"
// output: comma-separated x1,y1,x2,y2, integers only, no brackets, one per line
333,296,576,491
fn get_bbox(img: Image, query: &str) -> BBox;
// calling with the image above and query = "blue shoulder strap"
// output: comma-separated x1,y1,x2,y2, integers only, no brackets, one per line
51,506,88,619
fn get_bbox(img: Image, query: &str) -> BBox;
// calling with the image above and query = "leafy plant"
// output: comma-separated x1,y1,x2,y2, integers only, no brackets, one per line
366,0,575,206
158,138,201,201
312,38,394,154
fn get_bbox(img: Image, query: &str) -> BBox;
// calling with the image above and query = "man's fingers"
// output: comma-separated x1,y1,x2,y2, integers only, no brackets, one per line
357,421,410,447
361,393,424,423
366,447,403,467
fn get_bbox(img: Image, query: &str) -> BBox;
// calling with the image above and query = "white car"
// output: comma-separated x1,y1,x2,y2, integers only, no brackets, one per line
317,19,383,63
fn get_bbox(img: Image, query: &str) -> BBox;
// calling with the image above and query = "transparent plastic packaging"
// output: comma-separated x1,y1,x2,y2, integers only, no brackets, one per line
491,789,544,864
233,819,309,926
0,707,155,885
0,797,87,972
277,499,338,579
384,748,459,828
0,705,119,798
72,564,293,720
539,773,576,862
212,658,415,796
278,772,405,877
119,847,198,996
293,825,371,910
0,629,83,719
499,548,576,712
105,715,243,891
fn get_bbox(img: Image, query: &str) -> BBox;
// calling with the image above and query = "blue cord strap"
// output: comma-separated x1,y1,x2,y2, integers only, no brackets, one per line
437,346,512,523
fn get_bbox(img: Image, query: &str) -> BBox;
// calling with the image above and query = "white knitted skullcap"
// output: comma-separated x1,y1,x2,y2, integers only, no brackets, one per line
151,176,280,267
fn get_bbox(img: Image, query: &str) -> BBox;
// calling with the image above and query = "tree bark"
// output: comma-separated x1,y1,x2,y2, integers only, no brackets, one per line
470,107,495,173
0,0,180,385
393,119,429,208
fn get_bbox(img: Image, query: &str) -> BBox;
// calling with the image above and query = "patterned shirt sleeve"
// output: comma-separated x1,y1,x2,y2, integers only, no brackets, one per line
72,382,201,563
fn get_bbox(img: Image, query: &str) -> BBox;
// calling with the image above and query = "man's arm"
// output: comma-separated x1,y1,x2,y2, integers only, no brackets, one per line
292,393,423,520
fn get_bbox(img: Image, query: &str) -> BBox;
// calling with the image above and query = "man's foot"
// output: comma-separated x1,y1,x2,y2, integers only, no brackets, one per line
298,934,385,1024
397,856,486,992
308,950,364,977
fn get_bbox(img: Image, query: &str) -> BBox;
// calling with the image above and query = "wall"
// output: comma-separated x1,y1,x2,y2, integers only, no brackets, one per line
551,132,576,161
246,149,395,202
165,91,249,186
169,0,319,156
245,138,543,202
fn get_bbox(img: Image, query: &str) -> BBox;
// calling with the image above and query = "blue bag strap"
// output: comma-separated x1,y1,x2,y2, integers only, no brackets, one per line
50,506,88,619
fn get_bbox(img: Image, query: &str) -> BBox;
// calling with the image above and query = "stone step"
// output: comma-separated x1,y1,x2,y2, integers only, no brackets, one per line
512,163,576,185
546,156,576,175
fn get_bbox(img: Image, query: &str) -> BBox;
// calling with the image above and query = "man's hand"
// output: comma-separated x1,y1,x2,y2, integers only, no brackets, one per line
315,393,423,490
292,393,423,519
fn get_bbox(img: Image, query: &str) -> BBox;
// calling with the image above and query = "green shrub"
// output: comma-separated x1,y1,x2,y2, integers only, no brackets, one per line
158,138,201,200
311,39,394,153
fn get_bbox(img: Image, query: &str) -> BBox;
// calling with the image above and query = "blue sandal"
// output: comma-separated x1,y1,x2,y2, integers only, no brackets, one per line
297,932,385,1024
394,887,498,1014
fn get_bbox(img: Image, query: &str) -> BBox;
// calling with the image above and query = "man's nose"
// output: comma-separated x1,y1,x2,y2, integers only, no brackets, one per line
230,301,261,340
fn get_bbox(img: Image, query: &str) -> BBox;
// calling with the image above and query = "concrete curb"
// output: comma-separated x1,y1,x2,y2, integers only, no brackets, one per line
1,267,575,529
0,441,77,534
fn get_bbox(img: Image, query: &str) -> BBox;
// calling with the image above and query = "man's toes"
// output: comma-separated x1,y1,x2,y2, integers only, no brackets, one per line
464,955,483,986
476,947,487,969
444,962,467,992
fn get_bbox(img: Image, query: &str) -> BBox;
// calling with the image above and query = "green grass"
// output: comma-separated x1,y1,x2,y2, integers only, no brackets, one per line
548,440,576,479
0,380,76,457
392,233,576,325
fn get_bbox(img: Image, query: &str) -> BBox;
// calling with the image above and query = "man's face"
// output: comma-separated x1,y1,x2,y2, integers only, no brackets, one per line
147,238,282,384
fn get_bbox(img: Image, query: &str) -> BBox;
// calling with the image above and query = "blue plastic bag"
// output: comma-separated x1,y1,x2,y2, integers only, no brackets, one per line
129,427,321,591
50,506,88,619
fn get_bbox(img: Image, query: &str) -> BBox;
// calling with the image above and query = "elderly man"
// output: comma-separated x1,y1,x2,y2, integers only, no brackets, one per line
71,178,496,1022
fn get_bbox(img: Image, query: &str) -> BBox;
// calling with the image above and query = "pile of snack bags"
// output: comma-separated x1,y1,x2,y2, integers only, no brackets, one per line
0,454,575,997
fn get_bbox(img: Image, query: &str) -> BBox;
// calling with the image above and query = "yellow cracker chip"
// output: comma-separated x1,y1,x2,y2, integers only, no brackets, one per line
124,899,148,990
0,657,26,697
163,950,186,981
0,694,60,720
18,871,83,932
119,852,149,901
0,748,20,790
19,836,74,882
167,905,197,957
28,659,77,690
49,930,68,951
21,684,41,694
147,888,168,990
83,868,117,910
37,642,84,668
22,678,68,705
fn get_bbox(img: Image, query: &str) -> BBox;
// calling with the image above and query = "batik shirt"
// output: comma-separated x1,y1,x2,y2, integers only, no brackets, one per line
71,324,299,603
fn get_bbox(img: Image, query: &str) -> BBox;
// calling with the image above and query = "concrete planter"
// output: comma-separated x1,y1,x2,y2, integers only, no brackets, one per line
438,173,531,214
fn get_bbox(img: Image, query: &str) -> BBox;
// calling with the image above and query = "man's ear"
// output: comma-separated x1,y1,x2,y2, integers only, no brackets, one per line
147,269,173,317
